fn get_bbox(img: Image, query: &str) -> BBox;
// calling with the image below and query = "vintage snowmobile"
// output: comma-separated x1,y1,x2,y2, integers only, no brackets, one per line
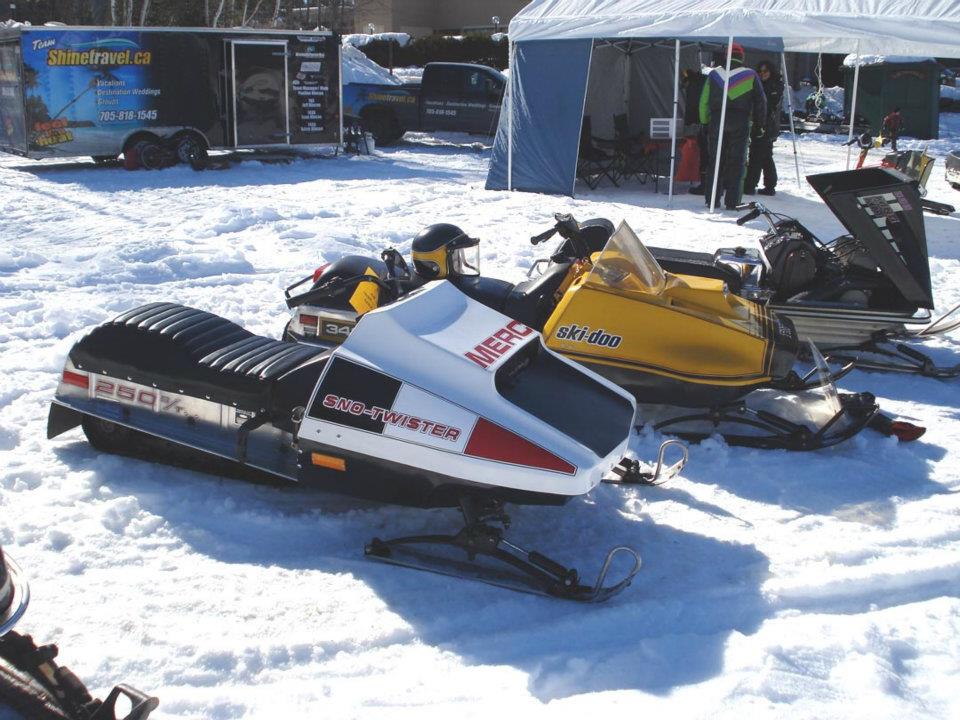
48,283,664,602
641,168,960,377
1,545,159,720
282,217,919,450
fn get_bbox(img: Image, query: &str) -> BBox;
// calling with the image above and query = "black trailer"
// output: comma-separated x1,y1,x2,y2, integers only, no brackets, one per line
0,25,341,167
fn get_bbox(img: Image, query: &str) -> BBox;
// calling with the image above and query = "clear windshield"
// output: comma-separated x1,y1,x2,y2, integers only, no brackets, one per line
451,244,480,276
585,221,667,295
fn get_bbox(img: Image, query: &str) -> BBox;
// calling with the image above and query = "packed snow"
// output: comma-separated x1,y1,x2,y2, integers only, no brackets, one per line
1,116,960,719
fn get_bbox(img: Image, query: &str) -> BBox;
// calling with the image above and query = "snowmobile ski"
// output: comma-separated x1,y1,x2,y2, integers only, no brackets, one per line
364,499,640,602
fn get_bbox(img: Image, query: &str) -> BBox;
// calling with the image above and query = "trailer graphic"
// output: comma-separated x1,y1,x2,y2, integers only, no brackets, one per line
0,26,341,166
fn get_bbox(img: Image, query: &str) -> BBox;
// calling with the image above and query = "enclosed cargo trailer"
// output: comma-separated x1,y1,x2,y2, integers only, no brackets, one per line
0,25,341,165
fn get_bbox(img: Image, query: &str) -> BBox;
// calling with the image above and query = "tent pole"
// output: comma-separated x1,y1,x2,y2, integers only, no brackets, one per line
668,38,680,204
845,40,862,170
507,39,514,191
709,36,734,213
780,52,802,188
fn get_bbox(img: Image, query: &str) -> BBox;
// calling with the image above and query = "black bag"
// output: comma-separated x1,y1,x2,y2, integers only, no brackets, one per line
761,232,819,296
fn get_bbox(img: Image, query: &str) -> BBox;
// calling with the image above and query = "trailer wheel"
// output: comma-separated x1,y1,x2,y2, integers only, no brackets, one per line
138,140,165,170
82,415,133,452
361,108,403,145
173,133,208,170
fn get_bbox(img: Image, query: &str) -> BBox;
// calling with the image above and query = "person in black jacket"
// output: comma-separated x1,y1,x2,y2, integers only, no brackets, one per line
699,44,767,209
681,68,709,194
744,60,783,196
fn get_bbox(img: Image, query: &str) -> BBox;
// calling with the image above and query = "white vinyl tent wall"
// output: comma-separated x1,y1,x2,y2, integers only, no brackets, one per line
487,0,960,197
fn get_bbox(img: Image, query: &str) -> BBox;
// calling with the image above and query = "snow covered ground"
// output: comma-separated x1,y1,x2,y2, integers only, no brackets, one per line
1,119,960,719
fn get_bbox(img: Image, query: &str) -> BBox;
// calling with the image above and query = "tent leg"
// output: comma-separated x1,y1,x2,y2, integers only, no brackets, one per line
780,52,802,188
709,36,734,213
668,39,680,205
845,40,862,170
507,39,514,191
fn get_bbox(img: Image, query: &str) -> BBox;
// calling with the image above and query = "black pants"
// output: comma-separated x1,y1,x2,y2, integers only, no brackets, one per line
705,120,750,208
745,136,777,191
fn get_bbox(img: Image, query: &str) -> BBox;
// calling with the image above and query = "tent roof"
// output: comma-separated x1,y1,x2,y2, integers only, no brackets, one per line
509,0,960,58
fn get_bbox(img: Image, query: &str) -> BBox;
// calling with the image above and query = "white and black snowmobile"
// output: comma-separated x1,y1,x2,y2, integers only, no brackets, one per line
1,545,159,720
945,149,960,191
642,168,960,378
48,282,669,601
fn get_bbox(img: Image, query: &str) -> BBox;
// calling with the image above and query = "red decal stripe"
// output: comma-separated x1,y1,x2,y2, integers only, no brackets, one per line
464,418,575,474
62,370,89,389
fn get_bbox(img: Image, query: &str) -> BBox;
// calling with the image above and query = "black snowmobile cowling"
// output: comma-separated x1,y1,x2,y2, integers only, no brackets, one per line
0,547,28,636
48,283,652,601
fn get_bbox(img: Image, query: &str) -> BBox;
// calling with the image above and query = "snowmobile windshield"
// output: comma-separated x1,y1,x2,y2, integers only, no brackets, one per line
586,221,667,296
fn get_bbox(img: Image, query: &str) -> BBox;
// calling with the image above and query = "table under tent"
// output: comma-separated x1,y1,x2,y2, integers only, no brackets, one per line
486,0,960,209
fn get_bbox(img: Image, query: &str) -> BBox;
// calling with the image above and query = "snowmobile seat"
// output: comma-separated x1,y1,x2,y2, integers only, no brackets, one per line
648,247,744,293
70,303,331,414
503,262,572,328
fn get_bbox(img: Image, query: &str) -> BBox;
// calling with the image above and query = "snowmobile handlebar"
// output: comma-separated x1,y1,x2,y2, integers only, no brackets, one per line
530,214,591,259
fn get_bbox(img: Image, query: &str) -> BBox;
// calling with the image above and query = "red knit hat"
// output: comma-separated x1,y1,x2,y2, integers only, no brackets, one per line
731,42,745,59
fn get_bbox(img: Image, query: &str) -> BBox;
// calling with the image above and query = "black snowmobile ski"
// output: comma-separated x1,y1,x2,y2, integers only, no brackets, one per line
365,498,640,602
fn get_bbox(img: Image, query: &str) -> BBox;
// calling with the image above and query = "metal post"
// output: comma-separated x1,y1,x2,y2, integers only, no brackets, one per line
780,52,802,188
507,39,514,191
668,38,681,204
845,40,862,170
709,37,734,213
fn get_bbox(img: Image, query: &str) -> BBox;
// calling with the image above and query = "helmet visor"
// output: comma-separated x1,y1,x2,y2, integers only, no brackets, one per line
450,242,480,276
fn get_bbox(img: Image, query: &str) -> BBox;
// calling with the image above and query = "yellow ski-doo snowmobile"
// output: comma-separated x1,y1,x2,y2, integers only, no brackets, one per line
284,215,924,450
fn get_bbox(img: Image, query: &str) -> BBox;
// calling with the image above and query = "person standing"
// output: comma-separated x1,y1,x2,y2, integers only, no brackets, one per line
681,67,708,194
744,60,784,196
699,43,767,210
882,107,903,151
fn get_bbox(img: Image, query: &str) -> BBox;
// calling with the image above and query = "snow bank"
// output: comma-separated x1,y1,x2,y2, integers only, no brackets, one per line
942,84,960,100
343,32,411,48
341,44,402,86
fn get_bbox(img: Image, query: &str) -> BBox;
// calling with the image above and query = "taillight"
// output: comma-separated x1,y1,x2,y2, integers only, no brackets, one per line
62,370,89,389
299,313,319,336
465,418,575,474
312,263,331,282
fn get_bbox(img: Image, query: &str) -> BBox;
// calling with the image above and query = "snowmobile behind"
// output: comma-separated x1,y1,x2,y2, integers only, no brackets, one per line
49,283,655,601
1,545,158,720
283,217,911,450
946,149,960,190
641,168,960,377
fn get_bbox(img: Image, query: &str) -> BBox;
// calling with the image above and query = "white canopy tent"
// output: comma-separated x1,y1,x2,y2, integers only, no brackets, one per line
488,0,960,205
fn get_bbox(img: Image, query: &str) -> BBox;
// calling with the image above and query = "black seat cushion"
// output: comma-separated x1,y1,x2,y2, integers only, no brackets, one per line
649,247,744,293
503,262,571,329
70,303,329,413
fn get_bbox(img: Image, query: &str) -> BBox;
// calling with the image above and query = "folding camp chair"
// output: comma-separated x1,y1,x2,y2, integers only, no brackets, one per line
613,114,651,184
577,116,620,189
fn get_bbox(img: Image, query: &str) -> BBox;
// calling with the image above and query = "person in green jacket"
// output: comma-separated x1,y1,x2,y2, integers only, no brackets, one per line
699,43,767,209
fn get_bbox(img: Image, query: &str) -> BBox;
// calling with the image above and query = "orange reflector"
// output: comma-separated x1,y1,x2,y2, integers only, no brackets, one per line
311,452,346,471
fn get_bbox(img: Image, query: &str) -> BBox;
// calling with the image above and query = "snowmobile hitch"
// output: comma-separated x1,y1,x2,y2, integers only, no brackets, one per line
604,440,688,485
650,393,880,450
364,498,640,602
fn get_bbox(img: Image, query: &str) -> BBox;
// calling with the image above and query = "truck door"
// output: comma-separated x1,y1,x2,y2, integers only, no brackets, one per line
230,40,290,146
463,69,504,135
420,66,463,132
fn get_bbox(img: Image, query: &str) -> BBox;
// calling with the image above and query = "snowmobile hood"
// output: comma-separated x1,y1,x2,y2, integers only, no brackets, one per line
807,167,933,309
0,546,29,635
334,281,637,476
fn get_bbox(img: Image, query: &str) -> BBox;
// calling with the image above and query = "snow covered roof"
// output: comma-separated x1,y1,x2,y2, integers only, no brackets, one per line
843,54,937,67
509,0,960,58
341,44,402,86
